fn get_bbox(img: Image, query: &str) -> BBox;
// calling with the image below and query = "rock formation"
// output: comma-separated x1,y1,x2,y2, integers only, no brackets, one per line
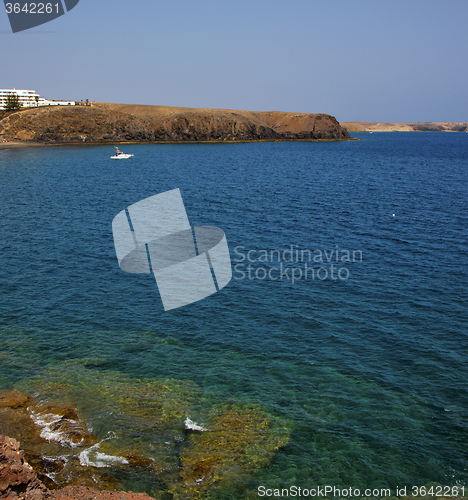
0,435,46,500
0,434,157,500
0,103,349,144
0,372,290,499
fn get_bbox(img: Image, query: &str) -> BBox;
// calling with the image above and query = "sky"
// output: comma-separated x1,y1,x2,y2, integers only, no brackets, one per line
1,0,467,122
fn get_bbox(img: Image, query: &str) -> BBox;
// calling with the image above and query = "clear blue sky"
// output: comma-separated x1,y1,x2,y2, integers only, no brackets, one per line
1,0,467,122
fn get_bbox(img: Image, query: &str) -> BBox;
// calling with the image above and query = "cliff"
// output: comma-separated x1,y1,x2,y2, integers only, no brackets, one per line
0,103,349,144
342,121,468,132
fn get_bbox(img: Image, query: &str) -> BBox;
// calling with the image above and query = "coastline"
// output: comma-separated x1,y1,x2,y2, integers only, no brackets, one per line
0,103,350,144
0,384,289,499
342,121,468,132
0,137,358,150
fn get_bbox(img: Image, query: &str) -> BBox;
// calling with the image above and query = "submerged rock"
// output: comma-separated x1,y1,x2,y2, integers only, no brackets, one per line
171,403,290,498
0,390,31,409
0,392,49,455
23,451,64,490
29,406,99,448
19,359,203,472
2,361,291,498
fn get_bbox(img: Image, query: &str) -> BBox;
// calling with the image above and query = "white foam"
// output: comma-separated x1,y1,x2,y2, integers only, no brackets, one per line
185,417,206,432
29,409,84,448
78,443,128,468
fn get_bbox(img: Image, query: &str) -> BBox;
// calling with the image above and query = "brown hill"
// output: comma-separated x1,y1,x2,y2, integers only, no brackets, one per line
342,121,468,132
0,103,349,144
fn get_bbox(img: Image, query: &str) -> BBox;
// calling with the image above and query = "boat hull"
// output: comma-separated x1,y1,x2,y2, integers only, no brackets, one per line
111,154,134,159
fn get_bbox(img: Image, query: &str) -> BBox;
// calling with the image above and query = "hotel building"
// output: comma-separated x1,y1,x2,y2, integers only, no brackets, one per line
0,88,75,110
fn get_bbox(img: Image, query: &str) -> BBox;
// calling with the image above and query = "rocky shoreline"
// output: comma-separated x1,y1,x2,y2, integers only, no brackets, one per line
0,390,151,499
0,385,289,500
0,433,157,500
0,103,350,145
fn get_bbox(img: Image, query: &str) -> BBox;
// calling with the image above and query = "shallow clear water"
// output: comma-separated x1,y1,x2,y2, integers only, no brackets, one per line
0,133,467,495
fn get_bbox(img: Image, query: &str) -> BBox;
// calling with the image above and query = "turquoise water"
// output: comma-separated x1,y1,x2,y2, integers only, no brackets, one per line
0,133,467,496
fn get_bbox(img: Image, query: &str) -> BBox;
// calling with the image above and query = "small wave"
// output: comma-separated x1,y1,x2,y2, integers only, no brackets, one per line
78,443,128,468
185,417,206,432
29,408,84,448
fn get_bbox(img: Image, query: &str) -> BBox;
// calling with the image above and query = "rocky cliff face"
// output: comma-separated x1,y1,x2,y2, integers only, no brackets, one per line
0,103,349,144
0,435,46,500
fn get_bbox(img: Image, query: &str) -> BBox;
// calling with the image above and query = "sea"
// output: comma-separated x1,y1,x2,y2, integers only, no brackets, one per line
0,132,467,498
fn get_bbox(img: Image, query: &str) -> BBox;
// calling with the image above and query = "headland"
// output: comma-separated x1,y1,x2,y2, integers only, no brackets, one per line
0,103,350,145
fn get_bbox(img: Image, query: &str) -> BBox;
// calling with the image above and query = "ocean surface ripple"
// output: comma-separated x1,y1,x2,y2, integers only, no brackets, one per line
0,133,467,494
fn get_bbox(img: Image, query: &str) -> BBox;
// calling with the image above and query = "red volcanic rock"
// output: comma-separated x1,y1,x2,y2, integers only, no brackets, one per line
0,434,47,500
0,435,157,500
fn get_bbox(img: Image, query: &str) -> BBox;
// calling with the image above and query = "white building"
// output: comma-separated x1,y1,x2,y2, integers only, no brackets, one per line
0,88,75,110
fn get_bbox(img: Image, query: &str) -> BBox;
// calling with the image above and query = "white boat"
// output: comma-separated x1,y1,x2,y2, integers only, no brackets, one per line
111,147,134,159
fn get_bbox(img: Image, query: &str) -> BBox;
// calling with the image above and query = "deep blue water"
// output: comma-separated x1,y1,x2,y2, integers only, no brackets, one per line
0,133,467,495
